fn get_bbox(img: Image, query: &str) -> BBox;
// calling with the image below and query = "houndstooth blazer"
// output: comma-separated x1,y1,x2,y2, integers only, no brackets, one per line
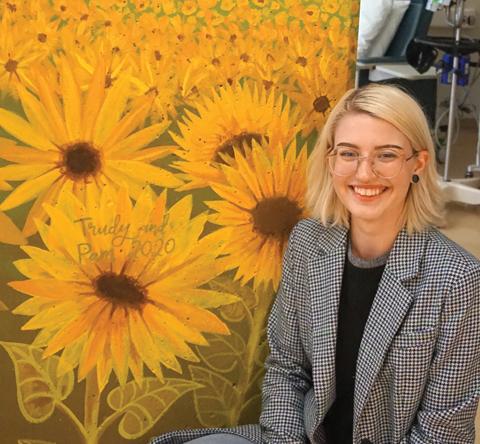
150,219,480,444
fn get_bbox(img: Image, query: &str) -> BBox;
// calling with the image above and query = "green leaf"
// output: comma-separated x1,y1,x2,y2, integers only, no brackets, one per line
196,330,246,374
0,342,74,424
209,277,257,322
189,365,240,428
107,377,203,440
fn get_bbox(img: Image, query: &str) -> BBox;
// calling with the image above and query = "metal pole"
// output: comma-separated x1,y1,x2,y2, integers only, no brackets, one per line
443,0,464,181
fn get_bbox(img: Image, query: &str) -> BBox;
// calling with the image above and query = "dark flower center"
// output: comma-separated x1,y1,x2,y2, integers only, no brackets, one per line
240,53,249,62
5,59,18,73
62,142,101,180
251,197,302,239
263,79,273,90
313,95,330,113
215,132,264,163
105,72,113,88
37,33,47,43
94,272,148,308
296,56,307,67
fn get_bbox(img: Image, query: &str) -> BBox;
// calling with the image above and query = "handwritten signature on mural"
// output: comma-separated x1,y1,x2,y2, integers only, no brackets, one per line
74,214,176,263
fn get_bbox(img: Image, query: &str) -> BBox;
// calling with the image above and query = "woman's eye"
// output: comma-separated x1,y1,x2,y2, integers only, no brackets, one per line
338,150,358,159
377,151,399,161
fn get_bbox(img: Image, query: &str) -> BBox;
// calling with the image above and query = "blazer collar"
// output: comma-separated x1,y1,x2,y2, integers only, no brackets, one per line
385,227,429,281
314,223,349,257
353,228,430,434
308,222,430,429
314,223,429,282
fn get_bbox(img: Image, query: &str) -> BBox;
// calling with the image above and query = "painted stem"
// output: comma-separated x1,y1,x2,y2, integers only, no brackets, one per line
230,286,272,425
97,409,124,441
56,401,88,441
84,372,101,444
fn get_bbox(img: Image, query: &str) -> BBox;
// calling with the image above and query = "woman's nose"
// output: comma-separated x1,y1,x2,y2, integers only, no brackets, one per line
355,156,376,180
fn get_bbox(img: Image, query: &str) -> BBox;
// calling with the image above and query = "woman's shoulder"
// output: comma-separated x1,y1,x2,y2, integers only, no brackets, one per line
425,227,480,270
290,218,346,245
421,227,480,290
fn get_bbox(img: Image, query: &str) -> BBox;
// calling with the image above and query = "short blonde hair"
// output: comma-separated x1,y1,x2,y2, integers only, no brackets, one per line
306,83,444,233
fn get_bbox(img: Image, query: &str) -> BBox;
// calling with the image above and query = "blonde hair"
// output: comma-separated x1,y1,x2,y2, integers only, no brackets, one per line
306,83,444,233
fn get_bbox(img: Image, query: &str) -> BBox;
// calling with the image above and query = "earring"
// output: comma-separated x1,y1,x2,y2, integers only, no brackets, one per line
412,174,420,183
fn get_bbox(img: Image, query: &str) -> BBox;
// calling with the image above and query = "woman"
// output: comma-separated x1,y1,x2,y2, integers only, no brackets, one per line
151,84,480,444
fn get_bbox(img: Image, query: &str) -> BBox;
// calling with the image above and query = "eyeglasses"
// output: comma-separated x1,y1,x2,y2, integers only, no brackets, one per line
327,148,417,179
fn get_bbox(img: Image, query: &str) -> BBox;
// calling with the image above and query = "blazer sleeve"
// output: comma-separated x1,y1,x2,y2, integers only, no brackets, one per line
402,264,480,443
259,225,313,444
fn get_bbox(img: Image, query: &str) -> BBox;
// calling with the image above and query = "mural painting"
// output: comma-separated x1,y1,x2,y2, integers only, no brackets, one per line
0,1,358,442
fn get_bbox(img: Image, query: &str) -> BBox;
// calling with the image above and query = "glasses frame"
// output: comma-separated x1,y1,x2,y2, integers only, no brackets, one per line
327,149,417,180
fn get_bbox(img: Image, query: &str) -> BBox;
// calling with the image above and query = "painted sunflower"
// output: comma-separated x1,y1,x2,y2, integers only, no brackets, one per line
206,139,308,291
10,186,238,390
0,57,182,236
289,53,351,137
0,13,45,94
172,82,303,190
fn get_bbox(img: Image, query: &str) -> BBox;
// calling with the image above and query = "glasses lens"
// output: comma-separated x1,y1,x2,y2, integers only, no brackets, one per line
329,150,406,178
329,152,357,176
372,152,403,179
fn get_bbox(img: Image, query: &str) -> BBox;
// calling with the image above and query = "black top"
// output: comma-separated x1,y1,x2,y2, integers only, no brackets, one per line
323,254,386,444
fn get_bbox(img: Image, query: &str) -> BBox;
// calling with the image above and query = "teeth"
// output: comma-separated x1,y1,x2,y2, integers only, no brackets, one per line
353,187,384,196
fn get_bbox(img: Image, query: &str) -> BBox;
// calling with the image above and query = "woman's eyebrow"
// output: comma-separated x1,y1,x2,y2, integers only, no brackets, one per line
335,142,404,150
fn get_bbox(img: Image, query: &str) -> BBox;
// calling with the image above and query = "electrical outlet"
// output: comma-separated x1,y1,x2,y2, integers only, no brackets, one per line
463,8,476,28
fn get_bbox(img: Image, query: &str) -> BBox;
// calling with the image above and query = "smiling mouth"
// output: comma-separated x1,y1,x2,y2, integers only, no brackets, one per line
350,186,387,197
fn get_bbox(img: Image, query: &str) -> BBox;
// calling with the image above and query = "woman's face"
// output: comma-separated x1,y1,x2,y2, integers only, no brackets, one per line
330,112,428,227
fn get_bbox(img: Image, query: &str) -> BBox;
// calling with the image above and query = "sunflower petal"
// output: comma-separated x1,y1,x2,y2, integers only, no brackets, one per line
159,298,230,335
112,122,171,156
0,142,58,164
44,300,106,356
82,58,106,140
102,98,153,152
0,108,57,151
122,145,176,162
22,176,66,238
33,68,69,144
109,309,130,386
166,289,239,308
129,310,166,377
16,83,57,143
0,169,61,211
0,164,55,181
60,58,82,140
108,160,183,188
78,308,110,380
9,279,88,300
0,212,26,245
93,74,130,145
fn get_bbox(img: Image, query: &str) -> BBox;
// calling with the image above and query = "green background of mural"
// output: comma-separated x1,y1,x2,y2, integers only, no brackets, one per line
0,1,358,442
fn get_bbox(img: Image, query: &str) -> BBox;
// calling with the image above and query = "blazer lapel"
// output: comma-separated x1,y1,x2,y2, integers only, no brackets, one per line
353,229,428,434
308,225,348,417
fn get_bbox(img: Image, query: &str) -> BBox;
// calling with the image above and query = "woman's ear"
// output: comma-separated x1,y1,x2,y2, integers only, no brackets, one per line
414,150,429,174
